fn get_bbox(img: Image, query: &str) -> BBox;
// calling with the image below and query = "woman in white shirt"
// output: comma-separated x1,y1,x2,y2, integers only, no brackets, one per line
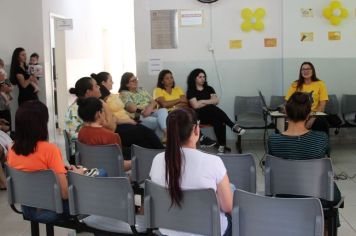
150,108,233,236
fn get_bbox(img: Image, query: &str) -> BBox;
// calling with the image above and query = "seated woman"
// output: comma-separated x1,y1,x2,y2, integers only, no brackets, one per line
150,108,233,236
285,62,329,134
91,72,164,151
65,77,117,158
0,129,12,190
268,91,341,227
187,68,245,154
7,100,84,223
119,72,168,140
77,97,131,171
154,69,216,147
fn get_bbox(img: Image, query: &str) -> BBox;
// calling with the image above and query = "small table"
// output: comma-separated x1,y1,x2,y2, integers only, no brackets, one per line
269,111,327,133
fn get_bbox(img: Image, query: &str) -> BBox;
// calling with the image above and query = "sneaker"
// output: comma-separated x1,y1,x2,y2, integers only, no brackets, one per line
232,124,246,135
200,134,216,148
217,145,226,154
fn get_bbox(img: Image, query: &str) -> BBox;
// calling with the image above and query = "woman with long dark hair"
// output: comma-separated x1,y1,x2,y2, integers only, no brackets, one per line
150,108,233,236
9,47,38,105
7,100,84,222
285,62,329,134
187,68,245,153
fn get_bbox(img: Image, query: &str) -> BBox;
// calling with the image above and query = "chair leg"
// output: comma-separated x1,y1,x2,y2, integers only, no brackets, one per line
236,136,242,154
326,210,338,236
30,221,40,236
46,224,54,236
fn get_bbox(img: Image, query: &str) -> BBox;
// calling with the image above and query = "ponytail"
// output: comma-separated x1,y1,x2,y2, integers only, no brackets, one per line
165,108,197,207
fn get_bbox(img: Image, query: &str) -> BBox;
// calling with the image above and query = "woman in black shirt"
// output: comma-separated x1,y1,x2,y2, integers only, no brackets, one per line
187,68,245,153
10,47,38,105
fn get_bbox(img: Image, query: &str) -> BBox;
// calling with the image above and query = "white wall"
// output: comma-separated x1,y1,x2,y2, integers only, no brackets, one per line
134,0,356,139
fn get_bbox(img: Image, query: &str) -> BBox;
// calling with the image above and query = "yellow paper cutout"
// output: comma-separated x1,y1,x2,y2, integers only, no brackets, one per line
229,40,242,49
264,38,277,47
323,1,348,26
300,32,314,42
241,8,266,32
328,31,341,40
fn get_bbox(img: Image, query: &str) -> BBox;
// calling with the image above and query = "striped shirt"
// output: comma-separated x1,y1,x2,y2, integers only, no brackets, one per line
268,130,329,160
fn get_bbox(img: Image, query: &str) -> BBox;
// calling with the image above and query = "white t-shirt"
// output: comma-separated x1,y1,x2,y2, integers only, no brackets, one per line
150,147,227,236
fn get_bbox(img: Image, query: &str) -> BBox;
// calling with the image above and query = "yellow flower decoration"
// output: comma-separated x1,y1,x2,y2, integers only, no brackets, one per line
323,1,348,26
241,8,266,32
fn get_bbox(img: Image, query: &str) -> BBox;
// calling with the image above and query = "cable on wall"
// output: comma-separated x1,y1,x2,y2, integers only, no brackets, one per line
208,4,223,97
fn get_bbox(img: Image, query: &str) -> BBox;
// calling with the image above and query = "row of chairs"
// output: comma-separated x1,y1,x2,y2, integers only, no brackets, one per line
6,165,324,236
234,94,356,153
6,141,343,236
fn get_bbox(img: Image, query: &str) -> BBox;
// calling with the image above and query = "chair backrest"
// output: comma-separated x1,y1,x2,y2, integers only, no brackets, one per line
218,153,256,193
131,144,164,184
341,94,356,114
325,94,339,115
144,180,221,236
5,164,63,213
234,96,263,118
67,172,135,225
63,129,72,162
232,189,324,236
270,95,285,110
264,155,334,201
76,141,125,177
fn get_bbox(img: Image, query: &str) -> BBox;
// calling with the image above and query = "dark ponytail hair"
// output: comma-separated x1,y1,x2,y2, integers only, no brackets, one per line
91,72,111,100
77,97,103,122
285,92,311,122
165,108,198,207
69,77,93,98
10,47,26,85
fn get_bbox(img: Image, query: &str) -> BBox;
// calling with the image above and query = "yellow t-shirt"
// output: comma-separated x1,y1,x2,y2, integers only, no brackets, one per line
285,80,328,111
106,93,133,123
153,86,185,111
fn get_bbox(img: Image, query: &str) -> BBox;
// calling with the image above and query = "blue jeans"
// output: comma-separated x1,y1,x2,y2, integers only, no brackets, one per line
22,201,70,224
141,108,168,138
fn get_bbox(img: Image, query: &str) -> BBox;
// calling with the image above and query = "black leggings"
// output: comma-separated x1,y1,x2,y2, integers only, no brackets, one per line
115,124,164,149
196,105,235,146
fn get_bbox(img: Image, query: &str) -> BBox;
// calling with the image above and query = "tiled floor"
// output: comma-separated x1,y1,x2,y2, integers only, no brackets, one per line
1,139,356,235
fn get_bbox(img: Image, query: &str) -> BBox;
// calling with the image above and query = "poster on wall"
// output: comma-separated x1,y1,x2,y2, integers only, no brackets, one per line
264,38,277,47
328,31,341,41
300,8,313,17
179,10,203,27
148,58,163,76
300,32,314,42
151,10,178,49
229,40,242,49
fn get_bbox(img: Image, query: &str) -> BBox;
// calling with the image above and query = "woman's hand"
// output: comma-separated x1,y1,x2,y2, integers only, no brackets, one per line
142,100,157,117
68,165,86,175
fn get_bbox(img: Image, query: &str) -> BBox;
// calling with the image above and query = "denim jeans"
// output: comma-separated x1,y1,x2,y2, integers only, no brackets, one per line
141,108,168,138
22,201,70,224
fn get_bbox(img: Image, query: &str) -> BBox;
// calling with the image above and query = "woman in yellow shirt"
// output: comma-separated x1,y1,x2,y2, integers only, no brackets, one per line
285,62,329,134
154,69,216,148
153,69,188,111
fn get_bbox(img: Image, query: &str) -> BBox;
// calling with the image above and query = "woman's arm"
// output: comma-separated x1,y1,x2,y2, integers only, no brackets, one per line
101,101,117,131
156,96,180,108
16,74,36,88
142,100,157,117
57,173,69,199
316,100,326,112
216,174,233,214
189,97,208,109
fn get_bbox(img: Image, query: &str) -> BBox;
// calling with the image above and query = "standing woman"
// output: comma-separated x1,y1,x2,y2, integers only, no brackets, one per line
150,108,233,236
119,72,168,140
285,62,329,134
9,47,38,105
187,68,245,154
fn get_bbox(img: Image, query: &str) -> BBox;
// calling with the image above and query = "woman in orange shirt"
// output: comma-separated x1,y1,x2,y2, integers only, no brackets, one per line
7,100,84,223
